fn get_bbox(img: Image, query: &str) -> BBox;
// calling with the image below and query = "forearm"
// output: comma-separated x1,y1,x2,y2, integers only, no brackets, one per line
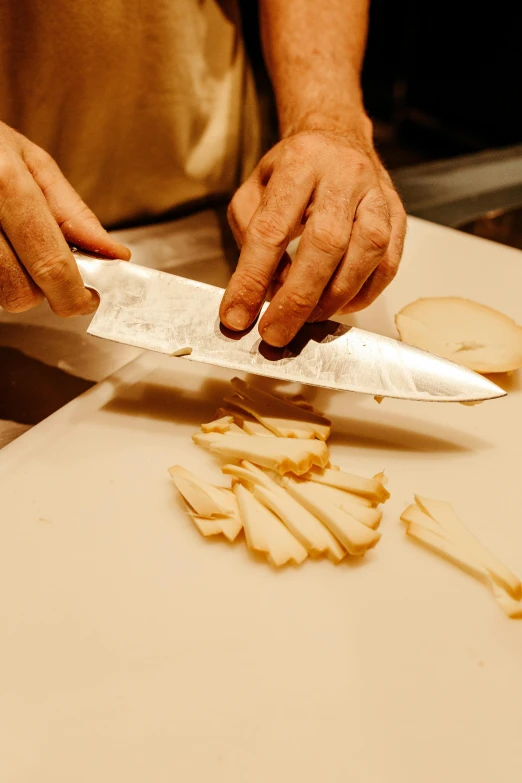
259,0,371,138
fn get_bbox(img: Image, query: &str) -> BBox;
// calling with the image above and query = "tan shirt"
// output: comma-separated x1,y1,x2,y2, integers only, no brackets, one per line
0,0,260,227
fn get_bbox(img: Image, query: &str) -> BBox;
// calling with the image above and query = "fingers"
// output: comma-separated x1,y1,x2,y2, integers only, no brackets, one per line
0,230,43,313
226,175,264,248
339,192,407,313
23,141,131,260
258,184,357,346
0,157,98,317
220,165,314,331
308,188,392,323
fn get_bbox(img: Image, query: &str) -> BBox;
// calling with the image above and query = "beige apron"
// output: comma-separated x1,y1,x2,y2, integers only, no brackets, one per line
0,0,261,227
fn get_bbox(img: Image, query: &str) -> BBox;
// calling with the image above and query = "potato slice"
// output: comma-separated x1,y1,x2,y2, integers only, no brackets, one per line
200,434,329,475
404,519,522,619
415,496,521,599
201,415,234,433
297,481,382,529
224,423,248,436
230,378,331,440
242,420,276,437
168,465,232,518
395,297,522,373
305,467,390,504
284,478,380,556
187,510,242,541
188,515,224,537
234,484,308,566
405,521,489,583
400,504,450,540
252,485,346,563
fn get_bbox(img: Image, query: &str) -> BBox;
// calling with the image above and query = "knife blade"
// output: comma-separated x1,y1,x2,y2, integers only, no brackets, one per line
75,251,505,403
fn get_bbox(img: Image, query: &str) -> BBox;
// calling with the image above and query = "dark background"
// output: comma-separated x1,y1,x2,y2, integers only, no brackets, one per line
240,0,522,168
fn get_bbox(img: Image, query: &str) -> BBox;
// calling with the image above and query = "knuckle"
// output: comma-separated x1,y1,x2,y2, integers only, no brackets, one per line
284,288,315,316
30,251,71,284
328,282,352,302
379,256,399,285
232,265,270,300
248,212,289,248
363,223,391,254
308,220,349,254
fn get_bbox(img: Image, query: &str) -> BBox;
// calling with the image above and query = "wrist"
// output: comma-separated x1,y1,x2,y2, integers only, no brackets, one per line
280,108,373,145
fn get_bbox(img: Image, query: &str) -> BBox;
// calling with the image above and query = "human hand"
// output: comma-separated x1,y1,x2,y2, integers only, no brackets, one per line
220,125,406,347
0,121,130,316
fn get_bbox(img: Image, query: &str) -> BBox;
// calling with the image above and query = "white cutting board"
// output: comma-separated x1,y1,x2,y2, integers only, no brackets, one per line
1,218,521,783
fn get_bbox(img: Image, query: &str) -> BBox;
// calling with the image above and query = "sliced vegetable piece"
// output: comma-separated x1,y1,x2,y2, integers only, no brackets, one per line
306,467,390,504
242,420,276,437
202,434,329,475
230,377,331,440
224,423,248,436
284,478,380,556
228,394,316,439
400,504,450,540
169,465,232,518
252,485,346,563
201,415,233,433
415,496,521,599
189,516,224,537
405,521,489,583
395,297,522,373
298,481,382,529
234,484,308,566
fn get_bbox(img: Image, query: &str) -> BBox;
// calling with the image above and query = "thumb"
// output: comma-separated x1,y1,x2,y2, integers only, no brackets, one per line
23,141,131,260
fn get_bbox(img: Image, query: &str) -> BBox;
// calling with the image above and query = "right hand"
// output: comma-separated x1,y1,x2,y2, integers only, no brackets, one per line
0,121,130,316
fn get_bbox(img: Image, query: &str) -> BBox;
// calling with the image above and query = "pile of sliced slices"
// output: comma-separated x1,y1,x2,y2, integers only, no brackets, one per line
169,378,389,567
168,377,521,620
401,496,522,618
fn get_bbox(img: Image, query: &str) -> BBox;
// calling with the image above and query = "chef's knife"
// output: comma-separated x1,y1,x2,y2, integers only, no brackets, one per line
75,251,505,403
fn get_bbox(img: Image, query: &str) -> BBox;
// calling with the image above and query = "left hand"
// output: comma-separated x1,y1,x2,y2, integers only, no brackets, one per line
219,125,407,347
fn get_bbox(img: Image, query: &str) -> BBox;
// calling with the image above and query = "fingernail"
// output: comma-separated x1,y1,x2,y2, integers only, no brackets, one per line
261,323,288,347
225,305,250,330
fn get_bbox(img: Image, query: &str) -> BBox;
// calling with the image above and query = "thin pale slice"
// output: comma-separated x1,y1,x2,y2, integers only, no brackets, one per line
230,378,331,440
224,423,248,436
299,481,382,529
192,432,222,448
169,465,232,518
405,521,488,583
284,478,380,556
252,485,346,563
400,504,451,541
234,484,308,566
242,420,276,437
228,394,316,440
306,467,390,504
189,515,224,537
395,297,522,373
202,434,329,475
210,489,243,541
415,496,521,599
405,521,522,620
201,415,233,433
